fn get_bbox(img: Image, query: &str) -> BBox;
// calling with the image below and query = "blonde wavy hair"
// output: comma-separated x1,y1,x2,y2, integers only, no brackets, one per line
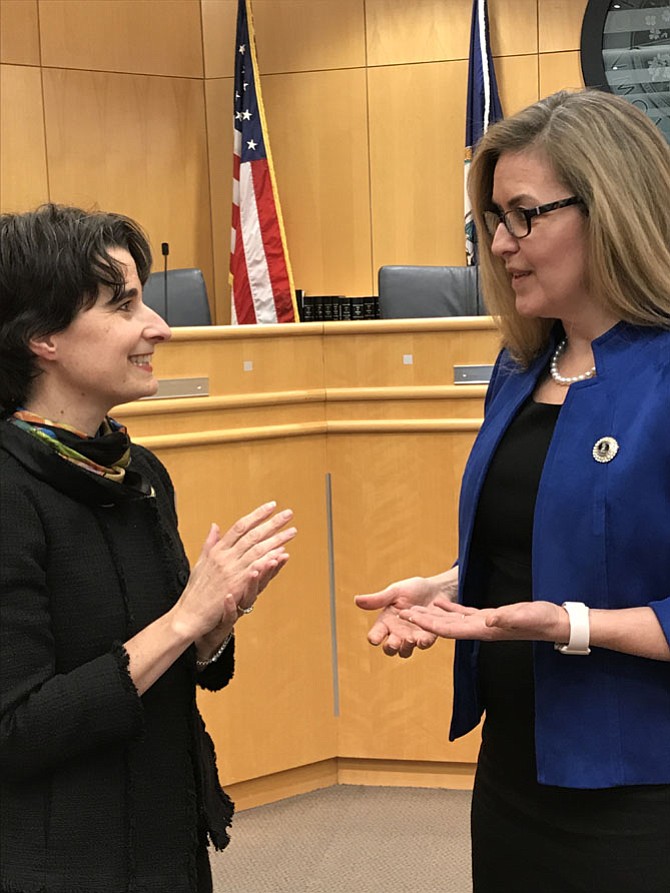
469,89,670,365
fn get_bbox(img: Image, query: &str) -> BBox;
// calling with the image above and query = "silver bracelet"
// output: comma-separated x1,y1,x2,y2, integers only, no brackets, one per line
195,632,233,670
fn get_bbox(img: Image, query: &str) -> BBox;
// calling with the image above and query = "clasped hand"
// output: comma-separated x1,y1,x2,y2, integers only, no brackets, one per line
355,569,568,658
175,500,297,649
354,575,448,658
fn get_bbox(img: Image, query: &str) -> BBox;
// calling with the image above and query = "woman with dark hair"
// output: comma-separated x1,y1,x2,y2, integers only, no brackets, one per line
356,90,670,893
0,204,297,892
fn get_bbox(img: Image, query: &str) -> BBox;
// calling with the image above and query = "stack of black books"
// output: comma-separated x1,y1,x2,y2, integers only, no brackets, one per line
297,293,380,322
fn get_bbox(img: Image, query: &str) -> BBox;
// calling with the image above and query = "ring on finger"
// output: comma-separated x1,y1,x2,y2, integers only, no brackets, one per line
237,605,254,616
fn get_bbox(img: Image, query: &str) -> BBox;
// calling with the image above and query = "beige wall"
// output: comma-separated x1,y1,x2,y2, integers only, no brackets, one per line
1,0,587,323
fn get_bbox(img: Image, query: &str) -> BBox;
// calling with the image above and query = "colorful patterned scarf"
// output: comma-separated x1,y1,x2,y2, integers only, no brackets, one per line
10,410,132,483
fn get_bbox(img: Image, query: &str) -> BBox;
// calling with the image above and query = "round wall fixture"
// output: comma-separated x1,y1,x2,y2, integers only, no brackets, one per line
581,0,670,143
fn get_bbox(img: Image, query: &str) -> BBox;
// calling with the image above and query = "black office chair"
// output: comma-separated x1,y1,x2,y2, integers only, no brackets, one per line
377,265,484,319
142,268,212,326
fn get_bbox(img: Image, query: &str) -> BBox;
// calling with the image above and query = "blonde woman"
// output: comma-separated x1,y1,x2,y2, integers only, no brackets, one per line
357,91,670,893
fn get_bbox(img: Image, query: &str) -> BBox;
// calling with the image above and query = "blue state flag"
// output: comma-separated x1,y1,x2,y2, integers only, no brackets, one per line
465,0,503,265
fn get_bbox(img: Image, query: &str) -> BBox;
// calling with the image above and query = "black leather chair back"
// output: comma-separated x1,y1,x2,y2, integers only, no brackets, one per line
378,265,484,319
142,268,212,326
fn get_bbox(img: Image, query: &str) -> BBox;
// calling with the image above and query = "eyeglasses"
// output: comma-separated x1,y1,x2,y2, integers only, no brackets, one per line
483,196,584,239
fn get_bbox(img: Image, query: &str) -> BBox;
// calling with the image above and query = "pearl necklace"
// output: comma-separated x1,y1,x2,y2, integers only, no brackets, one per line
549,338,596,386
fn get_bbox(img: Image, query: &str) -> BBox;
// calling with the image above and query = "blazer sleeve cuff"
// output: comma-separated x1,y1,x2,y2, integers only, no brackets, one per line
648,597,670,647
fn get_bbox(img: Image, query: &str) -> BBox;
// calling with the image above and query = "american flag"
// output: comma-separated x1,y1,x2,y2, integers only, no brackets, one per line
464,0,503,265
229,0,297,324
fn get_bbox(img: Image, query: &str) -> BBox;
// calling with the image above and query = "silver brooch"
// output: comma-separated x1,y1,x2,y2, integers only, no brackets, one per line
593,436,619,463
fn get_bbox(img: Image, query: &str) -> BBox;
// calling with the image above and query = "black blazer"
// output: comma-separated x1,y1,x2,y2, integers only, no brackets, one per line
0,421,233,893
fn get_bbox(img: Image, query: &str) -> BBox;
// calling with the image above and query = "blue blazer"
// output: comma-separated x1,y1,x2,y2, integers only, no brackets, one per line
451,322,670,788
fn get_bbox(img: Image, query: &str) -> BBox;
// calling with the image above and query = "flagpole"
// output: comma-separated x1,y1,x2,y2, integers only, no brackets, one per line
464,0,503,266
243,0,298,322
229,0,298,324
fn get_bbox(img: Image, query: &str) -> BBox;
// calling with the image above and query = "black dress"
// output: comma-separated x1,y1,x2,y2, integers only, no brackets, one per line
469,398,670,893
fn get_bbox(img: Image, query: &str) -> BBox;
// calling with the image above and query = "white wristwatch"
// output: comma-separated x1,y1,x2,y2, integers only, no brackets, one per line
554,601,591,655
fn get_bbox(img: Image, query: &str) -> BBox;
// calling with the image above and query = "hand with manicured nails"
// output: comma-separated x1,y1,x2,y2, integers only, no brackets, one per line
175,501,296,645
124,501,296,695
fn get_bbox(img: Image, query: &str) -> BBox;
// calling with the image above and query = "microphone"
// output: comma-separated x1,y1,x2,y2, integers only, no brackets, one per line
161,242,169,324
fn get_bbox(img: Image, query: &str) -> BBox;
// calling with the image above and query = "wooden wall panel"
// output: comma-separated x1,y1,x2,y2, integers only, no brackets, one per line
324,322,495,762
368,60,469,270
38,0,204,77
539,50,584,98
201,0,237,80
539,0,588,52
366,0,538,66
366,0,472,66
115,326,332,784
489,0,538,57
0,0,39,65
149,325,327,397
326,394,487,424
261,68,373,298
322,323,499,390
117,401,326,440
367,63,548,271
321,321,497,761
41,68,214,299
330,430,482,762
364,6,546,275
156,435,336,785
0,65,48,212
203,0,366,80
495,53,541,115
253,0,366,74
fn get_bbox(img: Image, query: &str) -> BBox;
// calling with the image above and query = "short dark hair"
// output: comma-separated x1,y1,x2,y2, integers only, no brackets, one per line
0,203,153,413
